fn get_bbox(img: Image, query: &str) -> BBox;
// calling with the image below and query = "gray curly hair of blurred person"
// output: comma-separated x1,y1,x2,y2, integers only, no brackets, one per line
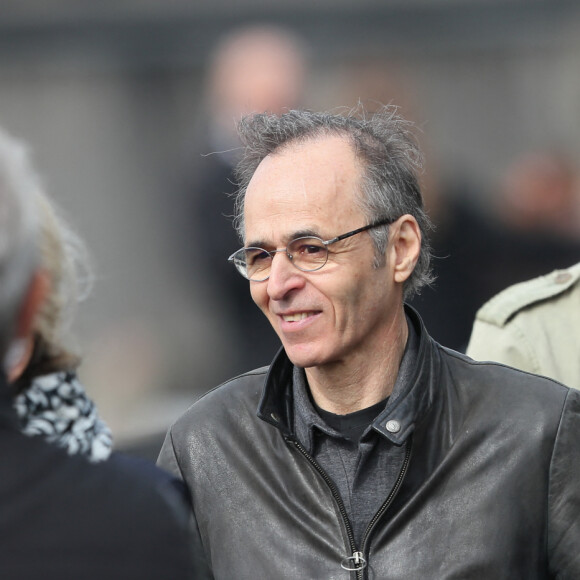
15,186,94,390
0,127,93,388
0,128,42,359
233,105,434,300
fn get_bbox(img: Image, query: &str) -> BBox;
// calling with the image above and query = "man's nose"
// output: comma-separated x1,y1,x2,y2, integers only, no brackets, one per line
266,251,304,299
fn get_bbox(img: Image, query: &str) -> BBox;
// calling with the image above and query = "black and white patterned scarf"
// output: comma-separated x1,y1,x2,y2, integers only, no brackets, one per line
14,371,113,462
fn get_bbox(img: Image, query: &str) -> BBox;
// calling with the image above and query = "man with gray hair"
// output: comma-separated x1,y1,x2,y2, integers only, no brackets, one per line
160,106,580,578
0,128,198,579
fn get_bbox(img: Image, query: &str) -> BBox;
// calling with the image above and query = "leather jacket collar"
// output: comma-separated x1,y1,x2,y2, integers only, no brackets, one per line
257,305,437,447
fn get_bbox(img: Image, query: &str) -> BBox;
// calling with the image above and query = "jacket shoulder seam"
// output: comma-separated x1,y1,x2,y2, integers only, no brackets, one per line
475,265,580,327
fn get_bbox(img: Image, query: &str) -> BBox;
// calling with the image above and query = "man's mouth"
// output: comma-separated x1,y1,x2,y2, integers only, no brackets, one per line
281,312,313,322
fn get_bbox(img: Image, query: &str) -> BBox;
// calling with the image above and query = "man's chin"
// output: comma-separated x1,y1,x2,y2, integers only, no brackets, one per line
283,344,326,369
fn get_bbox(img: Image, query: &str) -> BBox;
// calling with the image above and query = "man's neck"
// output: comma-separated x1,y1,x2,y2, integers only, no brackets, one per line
304,313,409,415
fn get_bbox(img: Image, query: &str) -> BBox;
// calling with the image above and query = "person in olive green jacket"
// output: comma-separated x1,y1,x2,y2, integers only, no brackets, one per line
466,262,580,389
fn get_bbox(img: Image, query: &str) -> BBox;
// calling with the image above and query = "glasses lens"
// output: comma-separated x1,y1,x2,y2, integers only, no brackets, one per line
237,247,272,280
288,237,328,272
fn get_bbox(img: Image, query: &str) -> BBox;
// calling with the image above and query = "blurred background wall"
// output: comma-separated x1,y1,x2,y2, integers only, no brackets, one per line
1,0,579,457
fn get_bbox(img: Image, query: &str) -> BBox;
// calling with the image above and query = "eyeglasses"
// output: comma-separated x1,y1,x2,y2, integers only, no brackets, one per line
228,218,394,281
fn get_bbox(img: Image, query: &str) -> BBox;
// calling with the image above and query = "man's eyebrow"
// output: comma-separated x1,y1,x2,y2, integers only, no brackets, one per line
291,228,321,239
245,228,321,249
244,237,270,249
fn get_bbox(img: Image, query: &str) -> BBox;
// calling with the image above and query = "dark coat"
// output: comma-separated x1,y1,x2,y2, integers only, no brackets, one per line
0,380,197,579
160,306,580,579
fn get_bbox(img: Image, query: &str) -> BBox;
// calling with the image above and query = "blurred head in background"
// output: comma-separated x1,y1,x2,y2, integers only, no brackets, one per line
496,150,580,239
204,24,308,160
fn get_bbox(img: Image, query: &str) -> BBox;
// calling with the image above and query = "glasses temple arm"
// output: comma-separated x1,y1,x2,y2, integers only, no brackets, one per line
327,218,394,245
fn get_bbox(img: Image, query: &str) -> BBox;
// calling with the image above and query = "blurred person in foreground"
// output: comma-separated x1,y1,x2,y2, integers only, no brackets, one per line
467,262,580,389
183,25,308,380
0,127,197,579
159,106,580,578
7,188,112,461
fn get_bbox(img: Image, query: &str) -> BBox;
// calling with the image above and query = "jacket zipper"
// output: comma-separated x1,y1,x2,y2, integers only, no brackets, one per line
356,438,412,580
286,437,359,575
287,435,412,580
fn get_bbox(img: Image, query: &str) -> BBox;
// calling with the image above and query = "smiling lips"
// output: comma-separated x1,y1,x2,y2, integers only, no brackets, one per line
281,312,315,322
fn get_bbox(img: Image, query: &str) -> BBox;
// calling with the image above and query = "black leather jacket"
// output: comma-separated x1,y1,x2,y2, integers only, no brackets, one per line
158,307,580,579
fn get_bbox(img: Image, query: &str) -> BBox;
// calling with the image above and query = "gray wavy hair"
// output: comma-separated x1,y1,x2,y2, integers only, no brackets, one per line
0,127,93,377
233,105,434,300
0,129,41,358
23,190,94,383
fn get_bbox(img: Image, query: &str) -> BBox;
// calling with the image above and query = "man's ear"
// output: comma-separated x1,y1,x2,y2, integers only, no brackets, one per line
5,270,48,382
6,336,34,383
15,269,49,340
389,215,422,284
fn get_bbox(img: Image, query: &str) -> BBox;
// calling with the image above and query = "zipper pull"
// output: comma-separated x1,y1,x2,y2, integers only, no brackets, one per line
340,551,367,571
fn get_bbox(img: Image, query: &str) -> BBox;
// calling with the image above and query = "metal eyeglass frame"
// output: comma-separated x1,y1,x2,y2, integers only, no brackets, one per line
228,217,394,282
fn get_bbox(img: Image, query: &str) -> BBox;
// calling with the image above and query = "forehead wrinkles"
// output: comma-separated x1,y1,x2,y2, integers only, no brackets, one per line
244,136,364,235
